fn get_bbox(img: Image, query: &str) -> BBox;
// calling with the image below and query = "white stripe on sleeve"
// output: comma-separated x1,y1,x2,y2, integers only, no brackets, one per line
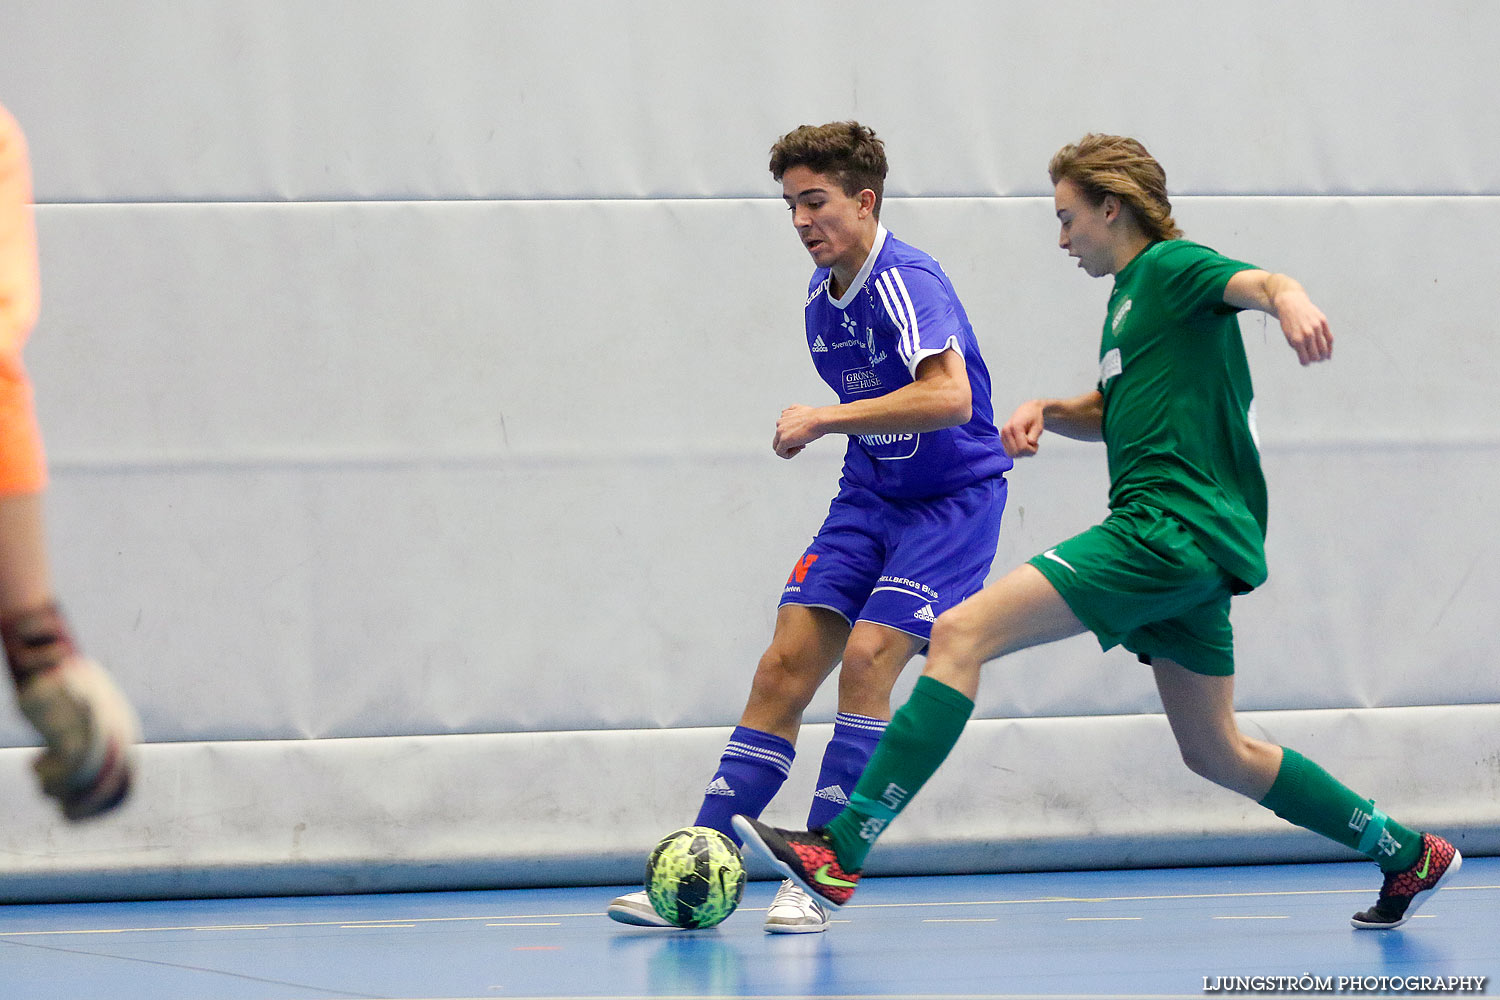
889,268,922,360
875,271,918,365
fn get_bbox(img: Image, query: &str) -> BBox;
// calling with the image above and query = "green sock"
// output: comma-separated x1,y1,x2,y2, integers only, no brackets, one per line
1259,747,1421,872
824,675,974,871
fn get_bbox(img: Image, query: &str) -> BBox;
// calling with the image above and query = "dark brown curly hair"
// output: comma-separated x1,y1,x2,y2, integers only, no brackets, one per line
769,121,888,219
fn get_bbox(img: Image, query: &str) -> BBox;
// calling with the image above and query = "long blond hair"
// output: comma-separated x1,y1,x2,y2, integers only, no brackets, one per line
1048,134,1182,241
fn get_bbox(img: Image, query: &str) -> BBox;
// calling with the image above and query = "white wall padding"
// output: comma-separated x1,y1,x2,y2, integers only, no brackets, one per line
2,3,1497,202
0,196,1491,748
1,704,1495,903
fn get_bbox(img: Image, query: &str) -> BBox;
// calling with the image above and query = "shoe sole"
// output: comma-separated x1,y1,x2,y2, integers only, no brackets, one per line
1350,850,1463,930
731,815,845,912
764,918,830,934
606,900,676,928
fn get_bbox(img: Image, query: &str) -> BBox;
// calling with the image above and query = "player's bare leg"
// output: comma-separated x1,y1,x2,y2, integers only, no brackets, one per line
836,621,922,719
924,563,1089,697
1151,660,1279,798
737,604,851,741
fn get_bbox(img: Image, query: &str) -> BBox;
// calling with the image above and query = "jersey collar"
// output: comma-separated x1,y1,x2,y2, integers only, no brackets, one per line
828,224,888,309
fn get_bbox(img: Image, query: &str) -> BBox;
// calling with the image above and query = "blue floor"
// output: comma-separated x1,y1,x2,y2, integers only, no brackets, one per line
1,857,1494,999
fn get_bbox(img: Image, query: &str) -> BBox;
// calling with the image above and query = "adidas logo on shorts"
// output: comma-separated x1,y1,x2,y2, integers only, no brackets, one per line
914,604,937,623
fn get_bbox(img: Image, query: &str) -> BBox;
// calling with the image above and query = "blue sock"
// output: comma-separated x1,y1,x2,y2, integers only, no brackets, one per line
806,712,888,829
693,726,795,843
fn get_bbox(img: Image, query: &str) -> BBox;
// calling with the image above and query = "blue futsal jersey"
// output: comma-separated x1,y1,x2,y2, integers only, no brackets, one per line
803,226,1011,499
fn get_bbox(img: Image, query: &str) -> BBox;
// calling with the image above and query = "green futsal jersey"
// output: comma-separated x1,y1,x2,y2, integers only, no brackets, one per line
1097,239,1266,590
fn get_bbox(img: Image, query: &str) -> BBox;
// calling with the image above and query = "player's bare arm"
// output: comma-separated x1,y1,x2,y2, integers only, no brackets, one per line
1000,390,1104,458
772,350,971,459
1223,269,1333,366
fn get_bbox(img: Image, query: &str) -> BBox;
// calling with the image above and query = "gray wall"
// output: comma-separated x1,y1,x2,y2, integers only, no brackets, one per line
1,1,1496,899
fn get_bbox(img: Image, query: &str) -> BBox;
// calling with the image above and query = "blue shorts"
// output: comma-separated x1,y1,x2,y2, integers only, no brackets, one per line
780,476,1007,644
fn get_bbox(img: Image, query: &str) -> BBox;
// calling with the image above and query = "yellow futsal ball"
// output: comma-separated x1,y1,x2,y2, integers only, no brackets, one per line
645,826,747,928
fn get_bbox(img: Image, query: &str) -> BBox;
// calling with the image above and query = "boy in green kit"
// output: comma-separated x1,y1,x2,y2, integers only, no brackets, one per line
735,133,1460,931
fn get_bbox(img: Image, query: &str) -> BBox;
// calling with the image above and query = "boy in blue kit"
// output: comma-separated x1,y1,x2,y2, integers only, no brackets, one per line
609,121,1011,933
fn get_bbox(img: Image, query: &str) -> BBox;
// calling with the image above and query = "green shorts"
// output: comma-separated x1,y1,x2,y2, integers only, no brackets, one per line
1026,502,1239,676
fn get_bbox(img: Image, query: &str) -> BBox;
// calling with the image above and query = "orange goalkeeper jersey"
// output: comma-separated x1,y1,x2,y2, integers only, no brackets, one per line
0,103,47,493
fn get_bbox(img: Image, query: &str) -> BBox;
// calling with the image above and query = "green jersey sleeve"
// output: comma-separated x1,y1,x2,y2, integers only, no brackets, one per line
1152,241,1258,319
